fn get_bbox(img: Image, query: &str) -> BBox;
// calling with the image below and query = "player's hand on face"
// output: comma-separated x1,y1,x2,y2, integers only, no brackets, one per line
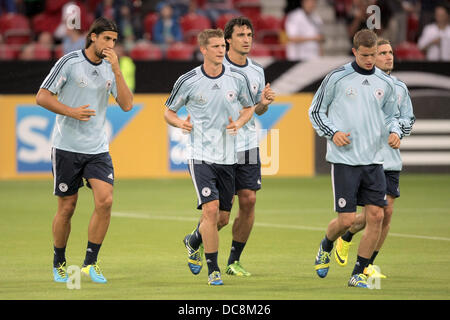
388,132,401,149
332,131,351,147
71,104,96,121
181,114,193,134
103,48,119,69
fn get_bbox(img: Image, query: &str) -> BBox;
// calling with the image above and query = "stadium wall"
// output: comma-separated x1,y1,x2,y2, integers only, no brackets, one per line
1,60,449,177
0,94,314,180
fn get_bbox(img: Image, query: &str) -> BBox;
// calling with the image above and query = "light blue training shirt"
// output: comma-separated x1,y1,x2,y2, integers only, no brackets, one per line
165,64,254,165
381,75,415,171
223,53,265,152
40,49,118,154
309,61,401,166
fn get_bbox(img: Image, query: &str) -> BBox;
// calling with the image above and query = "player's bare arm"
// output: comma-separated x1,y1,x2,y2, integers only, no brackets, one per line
228,106,254,134
103,48,133,112
164,108,193,132
36,88,96,121
255,83,275,116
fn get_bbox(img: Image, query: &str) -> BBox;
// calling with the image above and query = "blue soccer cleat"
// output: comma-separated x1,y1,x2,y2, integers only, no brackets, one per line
348,273,369,288
208,271,224,286
81,261,107,284
53,262,68,283
314,244,331,278
183,234,203,275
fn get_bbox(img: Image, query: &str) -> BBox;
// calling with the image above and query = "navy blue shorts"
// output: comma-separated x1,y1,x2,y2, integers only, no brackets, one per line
331,163,387,213
187,159,236,212
385,170,400,198
51,148,114,197
235,147,262,192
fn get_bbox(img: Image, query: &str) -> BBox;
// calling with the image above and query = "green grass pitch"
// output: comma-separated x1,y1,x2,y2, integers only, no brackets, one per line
0,174,449,300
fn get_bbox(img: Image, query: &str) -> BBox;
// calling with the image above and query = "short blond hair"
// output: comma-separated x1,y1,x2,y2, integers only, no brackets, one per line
197,28,224,47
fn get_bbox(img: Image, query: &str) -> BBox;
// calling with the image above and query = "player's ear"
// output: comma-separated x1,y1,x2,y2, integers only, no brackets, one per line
351,47,357,57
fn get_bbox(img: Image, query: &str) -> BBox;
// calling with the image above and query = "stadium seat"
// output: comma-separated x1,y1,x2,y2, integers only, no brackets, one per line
0,13,32,45
32,12,61,34
0,44,16,60
215,13,240,30
249,43,271,57
180,13,211,45
255,15,282,44
394,42,425,61
32,43,52,60
129,41,163,60
166,42,194,60
53,44,64,59
233,0,261,22
143,12,159,40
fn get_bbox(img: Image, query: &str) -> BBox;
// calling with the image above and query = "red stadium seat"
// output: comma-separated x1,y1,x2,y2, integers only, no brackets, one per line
0,13,32,45
54,44,64,59
249,43,271,57
180,13,211,45
215,13,240,30
33,43,52,60
143,12,159,39
166,42,194,60
32,12,61,34
255,15,282,44
129,41,163,60
233,0,261,22
394,42,425,61
0,44,17,60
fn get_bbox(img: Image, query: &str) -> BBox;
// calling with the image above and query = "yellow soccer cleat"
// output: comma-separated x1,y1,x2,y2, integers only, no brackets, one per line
334,237,352,266
364,264,387,279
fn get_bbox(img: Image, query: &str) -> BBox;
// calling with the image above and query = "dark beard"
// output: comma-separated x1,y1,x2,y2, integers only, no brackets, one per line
95,49,105,59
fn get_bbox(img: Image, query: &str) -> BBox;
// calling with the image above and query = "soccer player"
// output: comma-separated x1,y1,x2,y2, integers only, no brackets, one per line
334,38,415,278
221,16,275,277
308,29,402,288
164,28,255,286
36,17,133,284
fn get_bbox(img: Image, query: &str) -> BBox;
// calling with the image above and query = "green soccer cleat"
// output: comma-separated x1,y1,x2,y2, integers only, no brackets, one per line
225,261,251,277
208,271,224,286
81,261,107,284
335,237,352,266
53,262,68,283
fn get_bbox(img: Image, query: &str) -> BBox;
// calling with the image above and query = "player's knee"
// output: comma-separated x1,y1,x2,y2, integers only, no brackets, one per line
217,214,230,229
95,195,113,213
338,214,355,229
58,198,77,219
238,191,256,212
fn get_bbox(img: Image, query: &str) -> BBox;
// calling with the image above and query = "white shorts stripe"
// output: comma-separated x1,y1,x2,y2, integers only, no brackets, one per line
331,163,336,212
188,159,201,207
51,147,57,196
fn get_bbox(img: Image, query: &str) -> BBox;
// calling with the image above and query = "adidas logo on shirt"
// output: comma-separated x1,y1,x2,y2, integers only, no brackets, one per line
362,79,370,86
212,83,220,90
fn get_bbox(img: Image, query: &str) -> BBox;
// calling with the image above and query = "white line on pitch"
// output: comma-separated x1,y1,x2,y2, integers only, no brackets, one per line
111,211,450,242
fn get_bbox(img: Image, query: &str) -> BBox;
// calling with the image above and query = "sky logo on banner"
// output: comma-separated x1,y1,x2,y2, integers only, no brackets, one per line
168,104,291,171
16,105,141,173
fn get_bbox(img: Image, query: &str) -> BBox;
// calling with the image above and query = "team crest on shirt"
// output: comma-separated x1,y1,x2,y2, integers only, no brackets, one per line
195,94,207,105
106,80,112,90
77,76,88,88
374,88,384,100
226,91,236,102
345,87,357,97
